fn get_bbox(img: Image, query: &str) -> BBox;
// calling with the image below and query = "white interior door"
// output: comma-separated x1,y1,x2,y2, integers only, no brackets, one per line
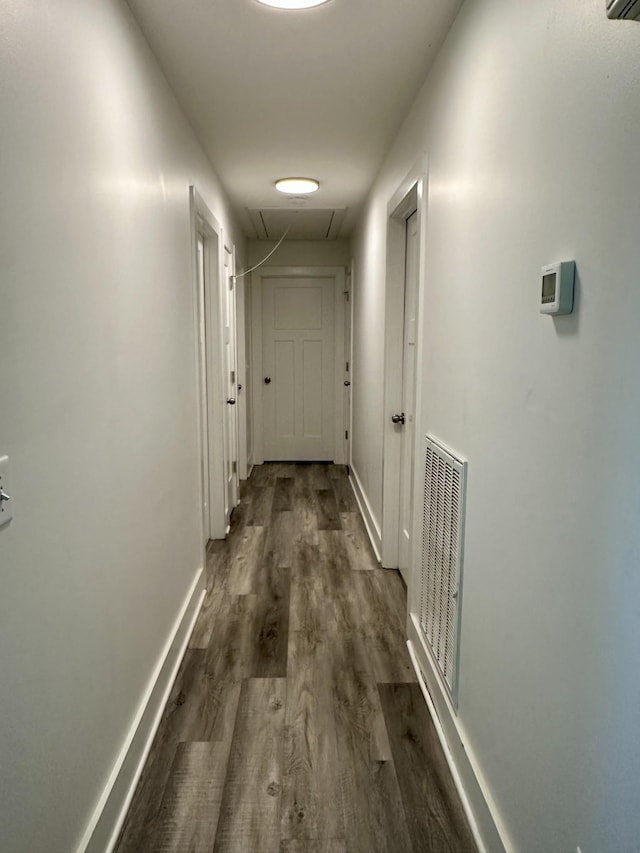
221,245,239,523
398,210,419,581
343,269,353,465
244,282,255,469
196,234,211,543
190,187,227,541
235,275,248,480
262,275,336,461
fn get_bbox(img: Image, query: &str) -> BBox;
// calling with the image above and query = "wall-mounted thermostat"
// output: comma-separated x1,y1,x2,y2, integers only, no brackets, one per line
540,261,575,315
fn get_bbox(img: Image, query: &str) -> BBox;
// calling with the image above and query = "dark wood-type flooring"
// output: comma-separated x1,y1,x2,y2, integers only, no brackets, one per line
115,463,476,853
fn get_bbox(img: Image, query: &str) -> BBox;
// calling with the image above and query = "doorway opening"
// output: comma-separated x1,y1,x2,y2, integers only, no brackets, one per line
381,161,428,586
250,266,348,464
221,244,240,521
189,187,234,542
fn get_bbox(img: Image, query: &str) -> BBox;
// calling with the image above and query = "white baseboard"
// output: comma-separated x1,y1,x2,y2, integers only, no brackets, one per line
348,465,382,562
407,619,512,853
348,467,509,848
77,568,206,853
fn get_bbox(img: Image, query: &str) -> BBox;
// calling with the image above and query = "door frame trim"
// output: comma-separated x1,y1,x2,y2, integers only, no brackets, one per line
380,156,429,569
250,266,347,464
189,186,226,541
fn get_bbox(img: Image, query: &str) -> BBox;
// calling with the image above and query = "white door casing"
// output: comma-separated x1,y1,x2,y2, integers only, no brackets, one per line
251,267,346,464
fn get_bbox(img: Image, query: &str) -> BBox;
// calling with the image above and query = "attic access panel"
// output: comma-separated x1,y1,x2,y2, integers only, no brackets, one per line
248,208,346,240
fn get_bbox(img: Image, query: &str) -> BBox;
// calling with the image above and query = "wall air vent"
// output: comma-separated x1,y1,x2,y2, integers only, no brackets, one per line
606,0,640,19
419,435,467,705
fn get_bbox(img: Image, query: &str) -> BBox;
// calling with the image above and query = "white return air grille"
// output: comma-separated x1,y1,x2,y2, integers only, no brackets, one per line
606,0,640,20
420,435,467,705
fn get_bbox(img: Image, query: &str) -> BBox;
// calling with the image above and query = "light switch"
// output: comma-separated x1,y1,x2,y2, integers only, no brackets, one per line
0,456,12,526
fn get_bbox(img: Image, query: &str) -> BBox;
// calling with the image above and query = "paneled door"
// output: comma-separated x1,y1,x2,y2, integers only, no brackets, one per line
196,234,211,543
221,245,239,523
398,210,419,581
262,275,337,461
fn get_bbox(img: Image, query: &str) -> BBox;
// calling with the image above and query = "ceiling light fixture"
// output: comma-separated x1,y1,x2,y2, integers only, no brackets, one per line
256,0,331,9
275,177,320,194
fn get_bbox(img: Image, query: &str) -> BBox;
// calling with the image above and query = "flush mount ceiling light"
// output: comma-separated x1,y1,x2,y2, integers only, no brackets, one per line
256,0,330,9
275,177,320,194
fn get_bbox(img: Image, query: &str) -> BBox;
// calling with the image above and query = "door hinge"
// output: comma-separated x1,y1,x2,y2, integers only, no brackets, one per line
232,460,237,474
346,361,349,372
344,290,350,302
345,430,349,440
231,370,235,383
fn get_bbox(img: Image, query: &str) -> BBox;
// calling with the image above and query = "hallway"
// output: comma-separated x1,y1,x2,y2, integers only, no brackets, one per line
115,464,476,852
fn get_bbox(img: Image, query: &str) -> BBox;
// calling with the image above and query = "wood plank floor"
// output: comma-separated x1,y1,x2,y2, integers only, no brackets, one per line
115,463,476,853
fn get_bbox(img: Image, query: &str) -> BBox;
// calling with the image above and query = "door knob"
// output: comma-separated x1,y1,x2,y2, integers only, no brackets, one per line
227,398,236,405
391,413,405,425
264,377,271,385
0,486,10,507
344,380,351,386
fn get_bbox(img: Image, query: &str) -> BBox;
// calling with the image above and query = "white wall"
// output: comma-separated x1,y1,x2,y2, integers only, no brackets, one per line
0,1,244,850
351,1,640,851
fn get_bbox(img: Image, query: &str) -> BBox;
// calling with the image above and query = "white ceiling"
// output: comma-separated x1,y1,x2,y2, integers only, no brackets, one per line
126,0,464,237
